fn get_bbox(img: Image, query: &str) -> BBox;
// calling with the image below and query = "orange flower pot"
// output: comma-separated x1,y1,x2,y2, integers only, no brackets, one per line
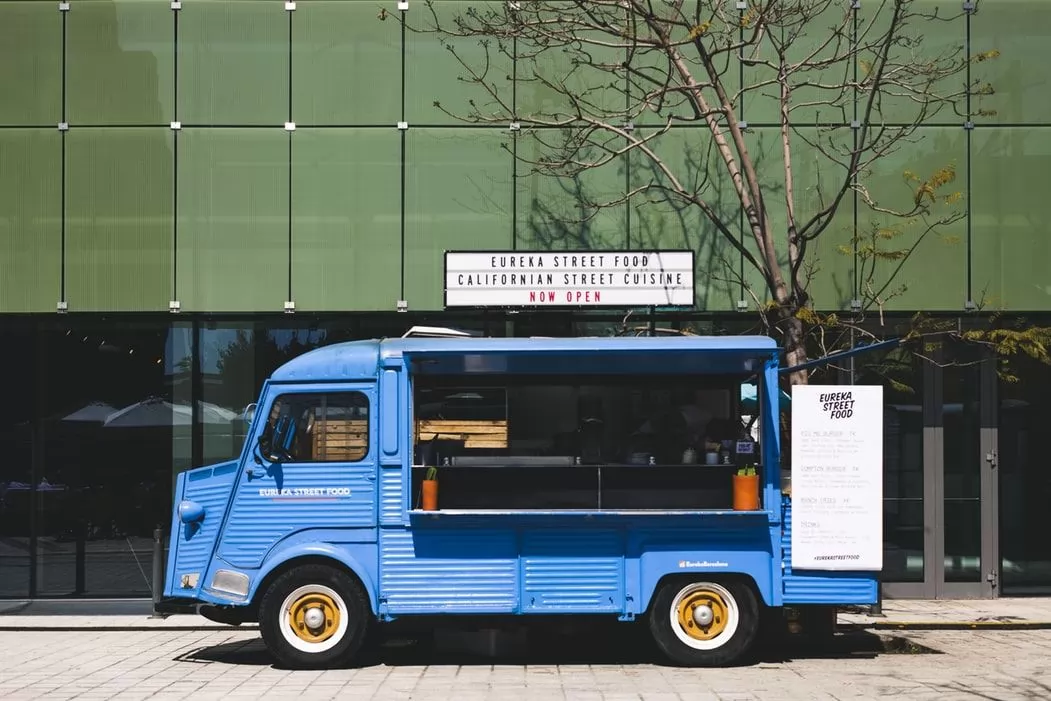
732,474,760,511
421,479,439,511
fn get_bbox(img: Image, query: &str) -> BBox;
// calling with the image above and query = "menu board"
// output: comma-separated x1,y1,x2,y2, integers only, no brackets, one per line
790,385,883,571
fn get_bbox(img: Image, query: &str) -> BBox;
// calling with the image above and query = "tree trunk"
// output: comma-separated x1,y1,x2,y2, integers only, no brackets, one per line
782,313,810,387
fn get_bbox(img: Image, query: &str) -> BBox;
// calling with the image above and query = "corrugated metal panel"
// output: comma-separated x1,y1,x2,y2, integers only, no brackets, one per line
783,575,878,603
379,467,404,525
380,529,516,612
219,466,375,569
782,502,879,604
175,476,234,574
522,531,623,611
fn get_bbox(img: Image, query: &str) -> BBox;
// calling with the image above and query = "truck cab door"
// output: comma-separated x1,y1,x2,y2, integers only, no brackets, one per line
217,383,377,570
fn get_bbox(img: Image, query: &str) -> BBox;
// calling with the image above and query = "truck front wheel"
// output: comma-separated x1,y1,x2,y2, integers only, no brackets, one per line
648,577,759,667
259,564,372,669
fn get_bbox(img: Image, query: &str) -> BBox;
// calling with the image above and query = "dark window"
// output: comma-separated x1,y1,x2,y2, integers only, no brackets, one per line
261,392,369,463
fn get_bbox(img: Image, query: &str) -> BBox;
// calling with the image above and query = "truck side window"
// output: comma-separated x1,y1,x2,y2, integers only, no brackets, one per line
260,392,369,463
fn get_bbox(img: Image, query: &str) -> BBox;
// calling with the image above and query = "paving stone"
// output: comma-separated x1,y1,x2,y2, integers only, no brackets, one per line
0,628,1049,699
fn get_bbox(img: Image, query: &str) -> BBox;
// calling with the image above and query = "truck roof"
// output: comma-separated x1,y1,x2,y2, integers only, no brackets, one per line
270,335,779,382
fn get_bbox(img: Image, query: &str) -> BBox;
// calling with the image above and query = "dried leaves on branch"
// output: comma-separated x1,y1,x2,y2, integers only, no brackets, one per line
404,0,1041,381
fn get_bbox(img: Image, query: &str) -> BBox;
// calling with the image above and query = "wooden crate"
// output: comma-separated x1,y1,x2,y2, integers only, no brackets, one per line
313,418,368,460
415,419,508,449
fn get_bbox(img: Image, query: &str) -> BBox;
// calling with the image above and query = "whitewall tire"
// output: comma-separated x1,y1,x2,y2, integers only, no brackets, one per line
648,577,759,667
259,564,371,669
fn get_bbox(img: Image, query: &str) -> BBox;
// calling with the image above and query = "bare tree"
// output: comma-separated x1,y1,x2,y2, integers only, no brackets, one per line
400,0,1050,384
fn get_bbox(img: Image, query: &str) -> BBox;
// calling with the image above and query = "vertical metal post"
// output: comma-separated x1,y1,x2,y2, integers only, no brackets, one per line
150,526,167,618
74,537,85,595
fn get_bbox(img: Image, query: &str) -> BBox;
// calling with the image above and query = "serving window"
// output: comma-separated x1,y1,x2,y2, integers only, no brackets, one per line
410,374,761,511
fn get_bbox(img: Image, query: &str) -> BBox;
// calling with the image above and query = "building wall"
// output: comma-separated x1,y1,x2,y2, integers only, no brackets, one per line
2,1,1051,601
1,0,1048,315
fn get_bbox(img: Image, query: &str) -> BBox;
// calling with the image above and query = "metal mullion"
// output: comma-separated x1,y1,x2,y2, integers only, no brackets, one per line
924,342,943,598
980,345,1000,598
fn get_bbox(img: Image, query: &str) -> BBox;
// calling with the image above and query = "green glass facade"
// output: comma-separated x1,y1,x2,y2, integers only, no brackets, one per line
1,0,1047,314
1,1,1050,603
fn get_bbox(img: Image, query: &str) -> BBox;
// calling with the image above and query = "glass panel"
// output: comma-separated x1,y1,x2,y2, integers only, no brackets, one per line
199,323,257,466
744,1,855,126
292,129,400,311
942,341,983,582
406,128,512,310
406,1,511,125
169,323,193,482
971,1,1051,125
0,321,34,597
855,344,924,583
516,8,623,123
743,127,855,310
68,0,174,125
999,348,1051,593
0,2,61,125
198,324,349,466
177,129,288,312
178,1,288,125
857,127,966,311
38,320,175,597
971,128,1051,310
516,131,626,252
629,127,738,311
292,1,399,126
66,128,173,311
857,1,967,126
0,129,61,313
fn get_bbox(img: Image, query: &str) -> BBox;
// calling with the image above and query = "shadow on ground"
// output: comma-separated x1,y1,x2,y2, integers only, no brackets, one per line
176,621,941,670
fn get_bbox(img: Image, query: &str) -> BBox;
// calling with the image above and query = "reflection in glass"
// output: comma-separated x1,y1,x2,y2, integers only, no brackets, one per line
999,353,1051,593
37,322,175,596
856,345,924,582
170,324,194,482
942,342,982,583
0,322,33,597
199,324,258,466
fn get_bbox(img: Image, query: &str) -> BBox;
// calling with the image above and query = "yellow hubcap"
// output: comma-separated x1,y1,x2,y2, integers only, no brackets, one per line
287,592,340,644
676,589,729,641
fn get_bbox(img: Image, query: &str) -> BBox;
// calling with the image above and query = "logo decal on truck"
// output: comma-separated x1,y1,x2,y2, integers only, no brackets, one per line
258,487,351,500
678,560,729,569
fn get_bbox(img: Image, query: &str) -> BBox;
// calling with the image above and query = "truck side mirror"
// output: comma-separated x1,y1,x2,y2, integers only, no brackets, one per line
242,403,257,427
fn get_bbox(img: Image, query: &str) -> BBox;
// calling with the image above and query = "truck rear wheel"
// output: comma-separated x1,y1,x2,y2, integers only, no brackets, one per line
259,564,371,669
648,577,759,667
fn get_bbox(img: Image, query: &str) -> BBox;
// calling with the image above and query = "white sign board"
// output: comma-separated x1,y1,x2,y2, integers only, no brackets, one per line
443,250,695,308
790,385,883,571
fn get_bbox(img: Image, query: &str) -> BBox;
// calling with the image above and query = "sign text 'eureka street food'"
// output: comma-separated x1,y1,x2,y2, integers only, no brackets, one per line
443,251,695,307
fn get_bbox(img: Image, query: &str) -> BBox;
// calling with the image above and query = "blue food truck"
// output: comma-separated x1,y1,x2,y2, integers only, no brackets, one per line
163,331,878,668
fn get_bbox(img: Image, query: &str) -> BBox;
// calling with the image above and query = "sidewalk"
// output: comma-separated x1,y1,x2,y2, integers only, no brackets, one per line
3,598,1051,631
840,597,1051,629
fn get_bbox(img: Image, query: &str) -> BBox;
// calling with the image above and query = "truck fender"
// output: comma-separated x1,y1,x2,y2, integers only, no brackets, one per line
637,549,777,612
251,541,379,614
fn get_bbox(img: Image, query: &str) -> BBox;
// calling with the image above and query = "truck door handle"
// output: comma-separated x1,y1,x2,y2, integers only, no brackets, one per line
366,474,376,482
246,467,265,480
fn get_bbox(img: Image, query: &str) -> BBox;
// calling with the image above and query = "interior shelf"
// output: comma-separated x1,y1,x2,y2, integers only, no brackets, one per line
409,463,758,511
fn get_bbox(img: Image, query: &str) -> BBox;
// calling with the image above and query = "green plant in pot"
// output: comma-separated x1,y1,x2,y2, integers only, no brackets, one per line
421,466,439,510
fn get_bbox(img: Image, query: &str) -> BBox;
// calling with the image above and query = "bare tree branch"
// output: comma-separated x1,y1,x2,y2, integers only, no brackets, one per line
404,0,1020,383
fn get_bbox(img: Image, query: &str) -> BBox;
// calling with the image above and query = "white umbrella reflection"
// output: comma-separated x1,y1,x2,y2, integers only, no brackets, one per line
103,397,239,428
61,401,118,423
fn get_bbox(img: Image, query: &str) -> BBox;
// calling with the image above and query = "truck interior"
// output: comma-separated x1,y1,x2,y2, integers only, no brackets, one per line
376,332,779,513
